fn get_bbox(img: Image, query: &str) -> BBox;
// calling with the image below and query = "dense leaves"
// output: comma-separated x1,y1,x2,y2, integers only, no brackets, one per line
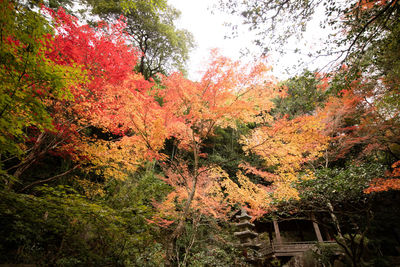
1,0,400,266
0,1,81,159
87,0,194,79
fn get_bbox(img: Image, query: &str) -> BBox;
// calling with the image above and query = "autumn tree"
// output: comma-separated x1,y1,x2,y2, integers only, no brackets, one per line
316,73,400,190
217,0,400,66
149,51,277,265
1,5,163,194
0,1,85,184
241,113,330,201
0,3,169,264
217,0,400,193
82,73,167,183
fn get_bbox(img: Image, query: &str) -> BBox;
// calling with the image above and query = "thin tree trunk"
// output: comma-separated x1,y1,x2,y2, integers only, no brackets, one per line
327,201,343,238
181,215,200,267
165,180,198,266
327,201,364,266
165,135,200,266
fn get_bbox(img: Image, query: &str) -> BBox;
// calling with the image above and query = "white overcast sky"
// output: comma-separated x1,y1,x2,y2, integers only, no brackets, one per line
168,0,334,81
168,0,254,80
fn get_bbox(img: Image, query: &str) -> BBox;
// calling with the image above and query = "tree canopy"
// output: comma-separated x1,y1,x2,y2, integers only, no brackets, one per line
87,0,194,79
0,0,399,266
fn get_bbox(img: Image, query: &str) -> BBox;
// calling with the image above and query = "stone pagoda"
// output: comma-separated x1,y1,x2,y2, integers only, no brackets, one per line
234,208,262,262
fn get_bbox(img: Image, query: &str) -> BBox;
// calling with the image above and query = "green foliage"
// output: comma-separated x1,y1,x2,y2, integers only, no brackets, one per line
367,191,400,261
175,217,247,267
87,0,194,79
293,163,400,265
369,21,400,116
299,163,386,204
312,242,343,266
120,0,167,13
1,0,399,265
272,70,328,118
0,182,164,266
105,167,171,215
0,0,82,158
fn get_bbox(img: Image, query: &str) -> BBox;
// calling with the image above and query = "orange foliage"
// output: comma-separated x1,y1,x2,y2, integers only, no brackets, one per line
155,165,274,221
323,89,364,136
392,160,400,177
315,73,331,92
213,168,273,220
155,164,233,220
152,51,279,223
161,50,277,150
43,72,167,183
76,51,277,187
356,0,397,10
364,178,400,193
92,73,166,150
365,160,400,193
321,77,399,163
239,162,277,181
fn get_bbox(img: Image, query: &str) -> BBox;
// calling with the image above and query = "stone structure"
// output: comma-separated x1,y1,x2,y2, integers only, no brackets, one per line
233,208,263,262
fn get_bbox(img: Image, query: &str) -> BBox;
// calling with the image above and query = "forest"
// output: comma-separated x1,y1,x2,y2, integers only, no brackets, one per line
0,0,399,266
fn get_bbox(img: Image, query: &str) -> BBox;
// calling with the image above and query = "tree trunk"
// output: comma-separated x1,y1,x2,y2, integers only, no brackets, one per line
165,179,198,266
165,136,199,266
7,132,47,189
326,200,343,238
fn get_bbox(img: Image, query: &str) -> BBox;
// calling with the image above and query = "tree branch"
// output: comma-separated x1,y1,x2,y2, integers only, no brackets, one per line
19,164,80,192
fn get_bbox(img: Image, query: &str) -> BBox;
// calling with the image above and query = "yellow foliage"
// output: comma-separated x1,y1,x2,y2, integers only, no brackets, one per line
76,74,169,181
81,135,150,181
209,167,273,220
272,182,300,200
76,177,106,198
241,114,330,200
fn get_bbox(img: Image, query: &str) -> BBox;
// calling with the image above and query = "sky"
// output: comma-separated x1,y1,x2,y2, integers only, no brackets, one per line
168,0,258,80
168,0,334,81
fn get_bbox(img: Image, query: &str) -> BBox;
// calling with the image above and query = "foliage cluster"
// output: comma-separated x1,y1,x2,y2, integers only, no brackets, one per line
1,0,400,266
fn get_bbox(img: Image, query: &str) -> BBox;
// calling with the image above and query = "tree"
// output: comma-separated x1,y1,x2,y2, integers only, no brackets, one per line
2,6,160,193
217,0,400,64
0,1,83,183
272,70,329,118
319,75,400,175
81,73,166,181
217,0,320,52
152,51,277,265
0,1,84,191
87,0,194,79
216,0,400,167
241,113,330,200
295,163,392,266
